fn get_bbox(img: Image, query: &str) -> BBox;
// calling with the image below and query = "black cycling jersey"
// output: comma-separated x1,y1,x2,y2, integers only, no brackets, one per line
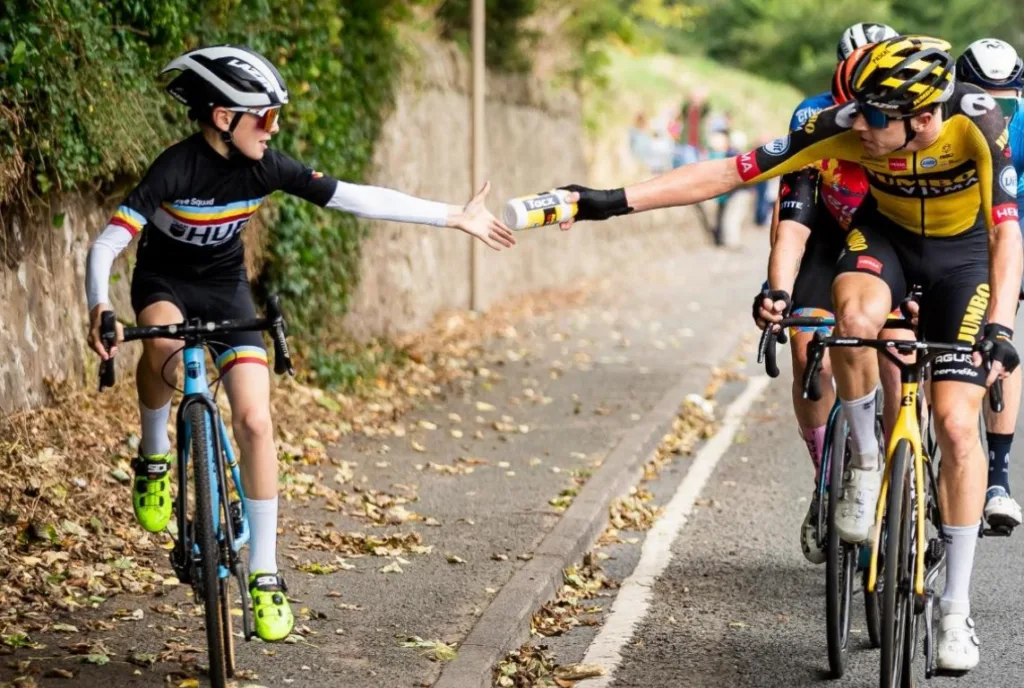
110,133,338,279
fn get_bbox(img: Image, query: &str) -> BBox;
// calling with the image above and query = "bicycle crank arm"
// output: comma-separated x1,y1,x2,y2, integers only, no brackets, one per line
924,591,937,679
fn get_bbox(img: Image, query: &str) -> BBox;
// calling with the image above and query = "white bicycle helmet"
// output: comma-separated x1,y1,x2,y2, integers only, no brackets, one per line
837,22,899,61
161,45,289,117
956,39,1024,90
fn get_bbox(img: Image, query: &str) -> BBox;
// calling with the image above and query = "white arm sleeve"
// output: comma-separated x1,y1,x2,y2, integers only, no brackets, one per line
86,224,135,310
326,180,450,226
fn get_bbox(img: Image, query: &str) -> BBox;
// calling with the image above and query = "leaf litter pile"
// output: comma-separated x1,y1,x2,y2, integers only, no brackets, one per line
0,285,590,679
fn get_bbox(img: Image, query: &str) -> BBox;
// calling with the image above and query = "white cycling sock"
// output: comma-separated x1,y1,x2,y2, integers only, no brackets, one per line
841,387,879,470
140,401,172,457
940,522,979,617
245,496,279,575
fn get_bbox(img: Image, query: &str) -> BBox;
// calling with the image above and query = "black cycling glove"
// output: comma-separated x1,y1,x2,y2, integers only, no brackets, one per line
560,184,633,222
976,323,1020,374
752,289,792,327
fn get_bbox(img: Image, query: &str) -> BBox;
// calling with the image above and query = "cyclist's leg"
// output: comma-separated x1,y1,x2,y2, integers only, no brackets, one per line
830,221,906,543
981,294,1023,527
130,270,187,532
205,277,293,642
788,231,841,563
789,230,842,474
921,232,989,671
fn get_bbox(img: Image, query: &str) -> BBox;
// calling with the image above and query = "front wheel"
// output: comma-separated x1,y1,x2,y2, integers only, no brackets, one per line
825,419,855,677
880,440,913,688
189,404,228,688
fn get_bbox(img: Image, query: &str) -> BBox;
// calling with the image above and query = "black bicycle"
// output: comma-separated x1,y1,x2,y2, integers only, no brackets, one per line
98,296,294,688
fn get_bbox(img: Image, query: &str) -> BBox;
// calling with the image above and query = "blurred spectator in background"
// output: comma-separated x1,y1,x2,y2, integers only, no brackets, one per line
708,128,739,246
628,112,651,160
680,90,710,162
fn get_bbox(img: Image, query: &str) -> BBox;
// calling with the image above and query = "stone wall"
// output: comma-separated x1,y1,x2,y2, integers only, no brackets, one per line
342,40,700,339
0,39,704,411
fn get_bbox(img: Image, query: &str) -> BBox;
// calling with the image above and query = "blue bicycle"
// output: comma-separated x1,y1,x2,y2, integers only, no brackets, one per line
98,296,294,687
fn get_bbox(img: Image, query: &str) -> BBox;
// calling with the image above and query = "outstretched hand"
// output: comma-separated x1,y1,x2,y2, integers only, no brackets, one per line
449,181,516,250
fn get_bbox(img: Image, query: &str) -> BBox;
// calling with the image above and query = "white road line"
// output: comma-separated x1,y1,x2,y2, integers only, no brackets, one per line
577,375,771,687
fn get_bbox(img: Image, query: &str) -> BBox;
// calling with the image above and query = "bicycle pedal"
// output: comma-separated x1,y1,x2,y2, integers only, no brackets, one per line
933,668,969,678
982,525,1013,537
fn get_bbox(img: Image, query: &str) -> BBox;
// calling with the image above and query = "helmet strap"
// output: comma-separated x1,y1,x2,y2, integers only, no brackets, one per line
900,118,916,149
219,111,246,156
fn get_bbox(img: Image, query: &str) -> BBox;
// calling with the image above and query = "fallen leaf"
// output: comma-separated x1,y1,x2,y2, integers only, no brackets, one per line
411,440,426,453
554,663,607,680
44,668,77,679
475,402,496,412
446,554,467,565
80,654,110,666
51,624,78,633
380,561,404,574
418,420,437,431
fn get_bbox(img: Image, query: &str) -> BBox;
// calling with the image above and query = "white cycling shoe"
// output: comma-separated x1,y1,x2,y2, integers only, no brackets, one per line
835,465,881,544
936,613,980,672
800,492,826,565
984,487,1022,531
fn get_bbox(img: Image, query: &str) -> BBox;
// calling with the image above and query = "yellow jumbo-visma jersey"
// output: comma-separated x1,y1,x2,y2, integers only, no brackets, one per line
737,83,1019,237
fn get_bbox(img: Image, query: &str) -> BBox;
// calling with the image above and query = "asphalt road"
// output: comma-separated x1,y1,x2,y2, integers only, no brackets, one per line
0,229,768,688
554,337,1024,688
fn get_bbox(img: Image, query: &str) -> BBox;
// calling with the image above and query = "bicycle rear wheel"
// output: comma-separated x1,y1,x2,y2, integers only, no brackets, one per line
189,404,228,688
880,440,913,688
825,418,855,677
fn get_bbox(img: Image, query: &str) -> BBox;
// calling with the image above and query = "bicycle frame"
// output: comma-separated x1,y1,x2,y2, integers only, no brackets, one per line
173,341,250,582
867,376,928,598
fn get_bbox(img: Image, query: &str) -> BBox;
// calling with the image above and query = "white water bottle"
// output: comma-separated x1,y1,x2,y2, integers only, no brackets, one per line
503,189,578,231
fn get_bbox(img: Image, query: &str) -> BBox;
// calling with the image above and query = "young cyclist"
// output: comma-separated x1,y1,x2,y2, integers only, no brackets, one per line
955,38,1024,532
84,45,515,642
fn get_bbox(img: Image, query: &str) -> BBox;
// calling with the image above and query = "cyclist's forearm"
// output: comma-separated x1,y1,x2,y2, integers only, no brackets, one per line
988,220,1024,328
769,195,782,248
326,180,449,226
624,157,741,213
86,224,134,311
768,221,810,295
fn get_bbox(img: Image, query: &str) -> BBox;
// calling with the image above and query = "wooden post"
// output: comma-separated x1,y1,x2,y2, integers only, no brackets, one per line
470,0,485,311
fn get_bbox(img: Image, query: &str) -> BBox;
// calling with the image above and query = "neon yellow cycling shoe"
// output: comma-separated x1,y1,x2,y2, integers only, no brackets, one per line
131,454,174,533
250,572,294,641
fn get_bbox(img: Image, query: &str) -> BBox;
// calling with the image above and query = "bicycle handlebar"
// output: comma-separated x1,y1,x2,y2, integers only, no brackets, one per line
756,315,914,379
800,331,1004,412
97,295,295,391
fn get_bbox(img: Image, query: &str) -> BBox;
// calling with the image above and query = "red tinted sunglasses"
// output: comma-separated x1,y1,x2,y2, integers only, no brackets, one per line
229,106,281,131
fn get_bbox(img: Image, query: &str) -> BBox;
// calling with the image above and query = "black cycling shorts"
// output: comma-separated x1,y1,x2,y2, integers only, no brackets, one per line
130,267,267,375
836,211,989,386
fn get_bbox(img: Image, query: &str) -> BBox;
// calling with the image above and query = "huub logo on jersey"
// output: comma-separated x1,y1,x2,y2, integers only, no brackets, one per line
152,197,265,247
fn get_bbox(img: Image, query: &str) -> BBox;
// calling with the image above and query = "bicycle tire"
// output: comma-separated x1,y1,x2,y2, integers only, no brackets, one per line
220,578,236,677
865,566,882,649
189,404,228,688
880,439,912,688
825,417,855,677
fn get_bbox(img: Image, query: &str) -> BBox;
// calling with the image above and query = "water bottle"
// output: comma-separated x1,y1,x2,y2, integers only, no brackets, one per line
502,189,578,231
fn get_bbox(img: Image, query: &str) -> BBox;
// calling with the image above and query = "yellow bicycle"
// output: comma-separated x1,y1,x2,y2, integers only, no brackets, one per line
803,331,1002,688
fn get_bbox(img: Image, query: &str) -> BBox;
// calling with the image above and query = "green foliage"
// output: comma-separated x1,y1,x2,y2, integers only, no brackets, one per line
436,0,541,73
0,0,418,334
303,340,409,391
684,0,1019,94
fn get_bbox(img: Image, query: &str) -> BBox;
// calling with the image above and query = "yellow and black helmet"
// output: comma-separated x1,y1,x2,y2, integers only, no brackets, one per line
851,36,955,115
